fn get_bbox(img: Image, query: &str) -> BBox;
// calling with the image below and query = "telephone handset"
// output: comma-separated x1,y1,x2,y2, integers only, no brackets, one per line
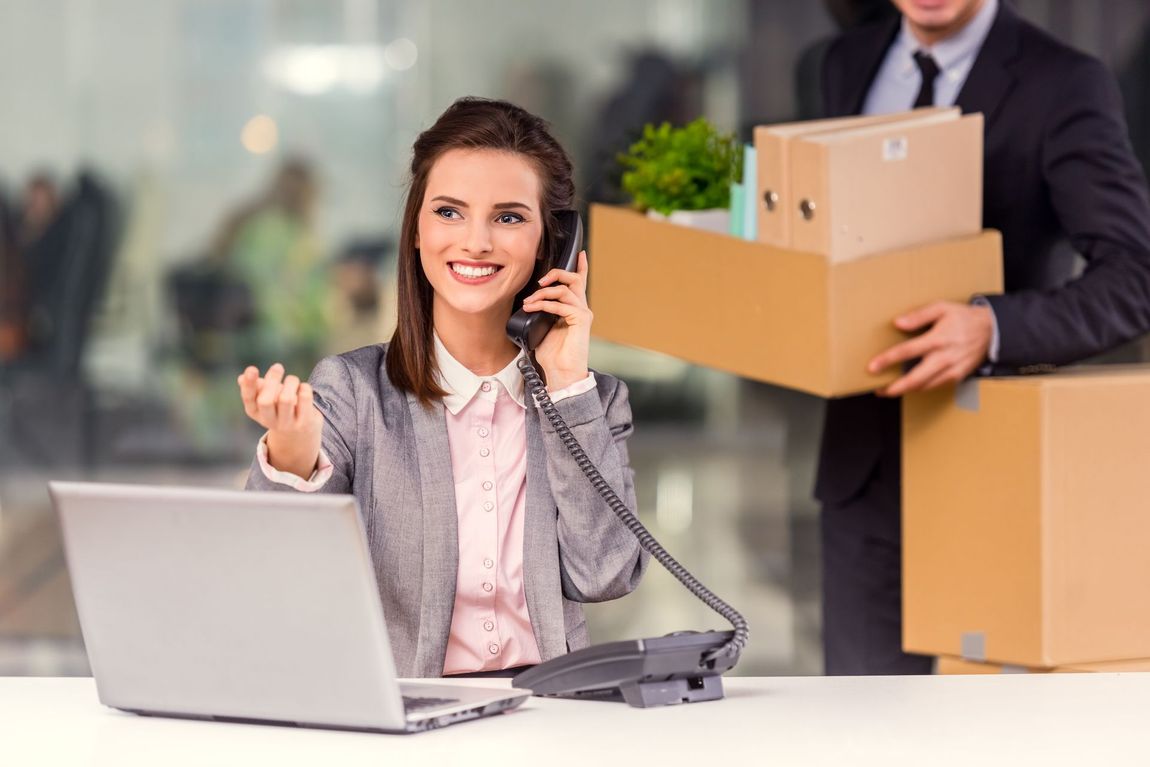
507,210,749,708
506,209,583,352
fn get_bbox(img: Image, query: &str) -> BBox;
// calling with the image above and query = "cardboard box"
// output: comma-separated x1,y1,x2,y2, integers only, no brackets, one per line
790,111,982,263
588,204,1003,398
754,107,954,249
903,367,1150,667
937,656,1150,675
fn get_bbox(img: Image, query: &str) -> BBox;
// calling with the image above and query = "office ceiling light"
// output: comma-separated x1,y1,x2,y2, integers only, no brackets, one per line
241,115,278,154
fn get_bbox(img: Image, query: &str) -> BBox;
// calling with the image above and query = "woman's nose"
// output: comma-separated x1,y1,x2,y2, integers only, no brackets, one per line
462,221,493,254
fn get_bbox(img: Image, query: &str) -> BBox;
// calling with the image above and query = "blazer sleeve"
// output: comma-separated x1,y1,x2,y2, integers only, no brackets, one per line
984,57,1150,366
538,374,649,603
244,354,358,494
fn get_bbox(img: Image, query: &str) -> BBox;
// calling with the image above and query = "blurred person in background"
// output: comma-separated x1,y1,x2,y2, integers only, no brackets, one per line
0,184,22,362
209,157,329,375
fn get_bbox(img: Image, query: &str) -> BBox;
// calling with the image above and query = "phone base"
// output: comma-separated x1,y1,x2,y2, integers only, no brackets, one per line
619,673,725,707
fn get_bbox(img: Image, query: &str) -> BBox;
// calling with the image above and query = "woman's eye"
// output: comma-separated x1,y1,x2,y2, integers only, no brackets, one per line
433,207,461,220
496,213,525,225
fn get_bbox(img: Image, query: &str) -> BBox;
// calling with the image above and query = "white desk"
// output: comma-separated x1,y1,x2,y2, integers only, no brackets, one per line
3,674,1148,766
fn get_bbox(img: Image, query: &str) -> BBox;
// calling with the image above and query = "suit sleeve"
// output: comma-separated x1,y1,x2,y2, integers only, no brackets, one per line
538,375,649,603
984,57,1150,366
245,354,357,494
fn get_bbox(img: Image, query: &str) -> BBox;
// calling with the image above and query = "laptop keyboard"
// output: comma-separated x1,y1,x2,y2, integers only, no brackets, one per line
402,694,460,712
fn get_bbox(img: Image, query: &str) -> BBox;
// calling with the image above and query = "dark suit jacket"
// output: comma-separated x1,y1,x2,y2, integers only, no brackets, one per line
816,2,1150,505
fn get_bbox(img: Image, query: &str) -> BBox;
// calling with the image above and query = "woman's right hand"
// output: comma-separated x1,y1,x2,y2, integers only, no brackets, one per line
238,363,323,478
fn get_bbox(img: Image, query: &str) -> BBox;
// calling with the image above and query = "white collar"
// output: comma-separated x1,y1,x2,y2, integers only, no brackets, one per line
433,333,527,415
895,0,998,78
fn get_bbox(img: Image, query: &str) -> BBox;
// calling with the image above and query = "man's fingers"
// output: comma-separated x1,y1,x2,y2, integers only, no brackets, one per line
878,355,948,398
895,302,949,332
868,332,940,374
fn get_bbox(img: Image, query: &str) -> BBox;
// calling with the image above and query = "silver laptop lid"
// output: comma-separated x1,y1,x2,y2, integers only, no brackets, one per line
50,481,409,730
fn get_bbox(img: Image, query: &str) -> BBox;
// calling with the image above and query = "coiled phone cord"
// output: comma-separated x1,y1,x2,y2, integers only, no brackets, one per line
517,355,749,665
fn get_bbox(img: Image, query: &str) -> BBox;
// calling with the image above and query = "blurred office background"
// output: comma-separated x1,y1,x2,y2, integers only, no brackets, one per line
2,0,1149,677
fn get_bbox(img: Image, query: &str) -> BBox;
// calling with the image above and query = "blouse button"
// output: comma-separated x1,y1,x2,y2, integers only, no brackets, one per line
483,620,495,632
482,480,493,491
482,582,494,593
479,447,490,458
478,427,489,438
483,558,494,569
481,382,492,393
488,643,500,655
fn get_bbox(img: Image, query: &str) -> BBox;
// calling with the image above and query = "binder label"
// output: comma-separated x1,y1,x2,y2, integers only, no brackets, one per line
883,137,909,161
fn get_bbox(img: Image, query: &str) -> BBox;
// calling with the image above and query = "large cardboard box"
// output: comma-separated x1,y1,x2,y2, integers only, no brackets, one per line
937,656,1150,675
903,367,1150,667
589,204,1003,398
790,111,982,262
754,107,955,250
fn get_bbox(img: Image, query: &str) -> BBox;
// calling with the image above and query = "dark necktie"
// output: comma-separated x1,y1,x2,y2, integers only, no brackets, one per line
912,51,941,108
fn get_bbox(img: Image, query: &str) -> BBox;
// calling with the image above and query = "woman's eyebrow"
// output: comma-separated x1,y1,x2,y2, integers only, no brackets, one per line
429,195,533,213
492,201,533,212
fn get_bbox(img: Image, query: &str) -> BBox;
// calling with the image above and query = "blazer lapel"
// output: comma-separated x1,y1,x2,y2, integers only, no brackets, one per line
954,2,1022,124
522,408,567,660
406,393,459,676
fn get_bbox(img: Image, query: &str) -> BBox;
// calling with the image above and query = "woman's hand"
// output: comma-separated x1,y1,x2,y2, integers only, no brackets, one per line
521,250,592,392
237,363,323,478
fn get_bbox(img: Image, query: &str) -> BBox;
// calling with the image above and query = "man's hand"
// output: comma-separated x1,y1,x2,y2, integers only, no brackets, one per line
868,301,994,398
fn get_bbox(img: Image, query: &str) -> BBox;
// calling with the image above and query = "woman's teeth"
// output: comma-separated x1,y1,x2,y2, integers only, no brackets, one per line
451,263,499,278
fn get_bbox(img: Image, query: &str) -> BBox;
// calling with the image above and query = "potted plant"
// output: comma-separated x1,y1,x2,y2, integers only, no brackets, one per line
618,118,742,233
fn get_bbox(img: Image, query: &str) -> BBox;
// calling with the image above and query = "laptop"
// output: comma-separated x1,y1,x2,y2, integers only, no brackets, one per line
49,481,530,733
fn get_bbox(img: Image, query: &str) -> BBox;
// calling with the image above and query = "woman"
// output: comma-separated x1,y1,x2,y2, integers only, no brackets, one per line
238,97,646,678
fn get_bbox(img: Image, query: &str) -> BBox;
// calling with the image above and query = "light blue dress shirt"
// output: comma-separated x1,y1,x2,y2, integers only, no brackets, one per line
860,0,1002,363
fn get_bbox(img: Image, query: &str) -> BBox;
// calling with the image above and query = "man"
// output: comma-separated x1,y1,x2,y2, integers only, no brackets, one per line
817,0,1150,674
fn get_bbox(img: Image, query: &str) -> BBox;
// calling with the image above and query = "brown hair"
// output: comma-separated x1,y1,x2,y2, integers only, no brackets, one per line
386,97,576,404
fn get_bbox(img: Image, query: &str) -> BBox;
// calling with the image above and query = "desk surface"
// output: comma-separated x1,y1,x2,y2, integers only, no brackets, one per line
3,674,1148,766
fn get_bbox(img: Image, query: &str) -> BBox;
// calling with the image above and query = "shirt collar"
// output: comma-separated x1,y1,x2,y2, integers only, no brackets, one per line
433,333,527,415
895,0,998,78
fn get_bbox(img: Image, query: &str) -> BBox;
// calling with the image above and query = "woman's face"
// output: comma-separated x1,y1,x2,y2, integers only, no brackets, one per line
417,148,544,322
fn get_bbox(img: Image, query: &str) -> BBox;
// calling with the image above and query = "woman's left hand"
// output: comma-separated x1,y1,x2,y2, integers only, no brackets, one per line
521,250,592,392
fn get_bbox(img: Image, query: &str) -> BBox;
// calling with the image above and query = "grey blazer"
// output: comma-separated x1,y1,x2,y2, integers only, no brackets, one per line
246,343,648,677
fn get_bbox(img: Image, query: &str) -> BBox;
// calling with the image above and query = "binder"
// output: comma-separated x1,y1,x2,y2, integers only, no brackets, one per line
754,107,954,249
789,110,982,263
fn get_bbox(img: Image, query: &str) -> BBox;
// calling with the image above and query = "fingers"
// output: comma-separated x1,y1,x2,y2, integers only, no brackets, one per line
277,375,300,431
523,283,579,307
238,366,261,419
537,251,588,293
895,301,949,332
867,331,940,374
877,354,948,398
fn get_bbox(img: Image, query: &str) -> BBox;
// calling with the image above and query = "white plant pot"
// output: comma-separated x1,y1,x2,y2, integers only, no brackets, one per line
646,207,731,235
